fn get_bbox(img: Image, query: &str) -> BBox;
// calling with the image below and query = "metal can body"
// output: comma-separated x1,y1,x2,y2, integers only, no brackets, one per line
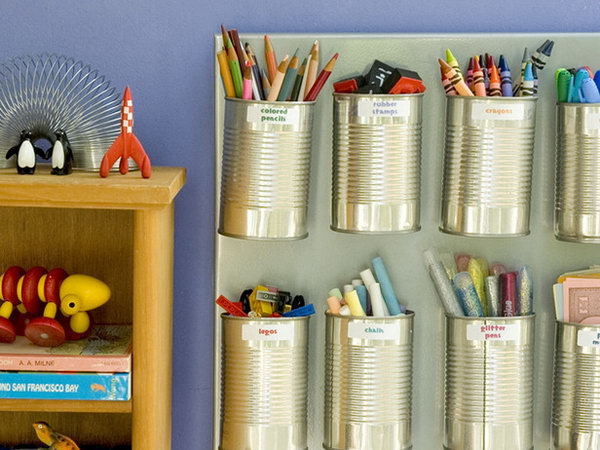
552,321,600,449
331,93,423,234
440,96,537,237
323,312,414,450
219,98,315,240
555,104,600,243
444,315,535,450
219,314,310,450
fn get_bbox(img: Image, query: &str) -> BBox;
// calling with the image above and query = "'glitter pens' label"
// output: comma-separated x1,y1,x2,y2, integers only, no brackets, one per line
471,103,525,121
577,329,600,348
347,322,400,342
357,99,410,118
242,323,293,341
246,105,299,125
466,324,519,341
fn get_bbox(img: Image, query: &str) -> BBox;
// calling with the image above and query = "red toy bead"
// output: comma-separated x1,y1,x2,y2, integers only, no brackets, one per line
2,266,25,305
44,268,69,304
21,266,47,315
0,317,16,343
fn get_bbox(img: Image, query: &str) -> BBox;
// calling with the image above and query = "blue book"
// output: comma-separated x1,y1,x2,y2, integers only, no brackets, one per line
0,371,130,400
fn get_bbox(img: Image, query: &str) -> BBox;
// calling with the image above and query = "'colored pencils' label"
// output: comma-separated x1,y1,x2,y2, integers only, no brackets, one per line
357,99,410,118
347,322,400,342
471,103,525,121
246,105,299,125
466,324,519,342
242,323,293,341
577,329,600,348
585,113,600,130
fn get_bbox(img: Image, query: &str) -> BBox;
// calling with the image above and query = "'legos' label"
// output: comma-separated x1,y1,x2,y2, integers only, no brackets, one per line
347,322,400,342
357,99,410,118
585,113,600,130
467,324,518,341
577,329,600,347
247,105,299,125
471,103,525,121
242,323,292,341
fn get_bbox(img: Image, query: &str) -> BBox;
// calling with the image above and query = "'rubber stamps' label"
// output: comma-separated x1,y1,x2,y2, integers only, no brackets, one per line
357,99,410,118
577,329,600,347
585,113,600,130
247,105,299,125
242,323,293,341
347,322,400,342
471,103,525,121
467,324,519,341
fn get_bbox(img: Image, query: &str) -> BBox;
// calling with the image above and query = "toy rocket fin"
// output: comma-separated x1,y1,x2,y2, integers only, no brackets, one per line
122,133,151,178
99,134,124,178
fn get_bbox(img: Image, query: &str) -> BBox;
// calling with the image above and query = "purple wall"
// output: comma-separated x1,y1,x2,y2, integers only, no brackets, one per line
2,0,599,447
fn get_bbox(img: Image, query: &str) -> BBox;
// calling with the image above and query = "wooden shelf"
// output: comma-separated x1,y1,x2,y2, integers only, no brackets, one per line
0,398,132,413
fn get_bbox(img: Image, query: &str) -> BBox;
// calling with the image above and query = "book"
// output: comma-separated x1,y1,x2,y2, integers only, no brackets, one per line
0,371,130,400
0,325,131,373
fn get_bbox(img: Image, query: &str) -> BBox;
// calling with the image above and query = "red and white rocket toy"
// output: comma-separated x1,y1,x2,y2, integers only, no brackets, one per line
100,86,151,178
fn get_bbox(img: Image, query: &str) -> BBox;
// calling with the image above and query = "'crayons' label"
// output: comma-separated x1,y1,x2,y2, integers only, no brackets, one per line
471,103,525,121
357,99,410,118
466,324,519,341
347,322,400,342
247,105,299,125
577,329,600,347
585,113,600,130
242,323,293,341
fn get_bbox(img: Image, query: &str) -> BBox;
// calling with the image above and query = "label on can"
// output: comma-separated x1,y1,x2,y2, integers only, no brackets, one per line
585,113,600,129
577,329,600,347
471,103,525,121
466,323,519,341
246,105,299,125
357,99,410,118
242,323,293,341
347,322,400,342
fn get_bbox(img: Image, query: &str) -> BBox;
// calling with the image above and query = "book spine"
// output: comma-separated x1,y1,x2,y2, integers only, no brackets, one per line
0,355,131,373
0,372,130,400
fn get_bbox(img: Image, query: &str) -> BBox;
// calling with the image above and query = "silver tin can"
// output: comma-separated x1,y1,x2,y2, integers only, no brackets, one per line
219,98,315,240
552,321,600,449
555,103,600,243
444,314,535,450
323,312,414,450
440,96,537,237
331,93,423,234
219,314,310,450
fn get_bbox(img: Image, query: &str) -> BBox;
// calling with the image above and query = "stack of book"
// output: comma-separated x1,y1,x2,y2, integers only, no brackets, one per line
0,325,131,401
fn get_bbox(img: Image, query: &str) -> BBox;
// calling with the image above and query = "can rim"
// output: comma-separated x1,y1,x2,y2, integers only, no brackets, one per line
445,95,538,102
556,101,600,107
333,92,424,99
556,319,600,329
444,313,536,321
325,310,415,320
220,312,311,322
224,97,316,106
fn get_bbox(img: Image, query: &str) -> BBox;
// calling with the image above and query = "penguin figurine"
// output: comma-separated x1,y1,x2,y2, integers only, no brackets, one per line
6,130,46,174
50,129,74,175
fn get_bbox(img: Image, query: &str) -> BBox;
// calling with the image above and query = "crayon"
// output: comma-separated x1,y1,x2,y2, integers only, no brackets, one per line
513,48,528,96
264,35,277,83
304,53,339,102
242,61,253,100
499,55,513,97
517,266,533,315
500,272,518,317
472,57,486,97
277,50,300,101
556,69,572,103
267,55,290,101
304,41,319,99
532,64,539,95
441,67,457,95
290,57,307,101
438,59,473,97
519,62,534,97
581,77,600,103
217,50,236,97
466,57,474,89
453,272,484,317
488,64,502,97
531,40,554,71
446,48,463,79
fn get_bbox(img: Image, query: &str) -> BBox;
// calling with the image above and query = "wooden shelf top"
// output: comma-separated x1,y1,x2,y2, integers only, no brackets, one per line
0,398,132,413
0,166,186,209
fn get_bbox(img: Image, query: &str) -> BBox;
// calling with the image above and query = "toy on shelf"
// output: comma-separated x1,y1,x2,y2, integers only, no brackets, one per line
100,86,152,178
6,130,47,174
33,421,80,450
50,130,74,175
0,266,111,347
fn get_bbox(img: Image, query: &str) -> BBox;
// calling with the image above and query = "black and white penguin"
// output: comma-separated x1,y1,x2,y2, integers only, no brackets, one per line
6,130,46,174
50,129,74,175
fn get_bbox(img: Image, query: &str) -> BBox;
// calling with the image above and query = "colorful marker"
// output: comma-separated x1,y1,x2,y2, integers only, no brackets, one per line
556,69,572,103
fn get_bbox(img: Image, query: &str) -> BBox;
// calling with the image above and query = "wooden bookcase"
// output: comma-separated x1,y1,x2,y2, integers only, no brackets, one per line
0,166,185,449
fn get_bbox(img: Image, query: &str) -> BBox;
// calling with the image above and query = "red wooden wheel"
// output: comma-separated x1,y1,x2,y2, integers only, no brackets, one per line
21,266,47,315
25,317,65,347
0,316,16,343
44,268,68,304
14,313,35,336
2,266,24,304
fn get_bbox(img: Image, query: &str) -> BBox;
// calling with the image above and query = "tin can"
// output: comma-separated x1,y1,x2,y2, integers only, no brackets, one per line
440,96,537,237
219,98,315,240
323,312,414,450
219,314,310,450
331,93,423,234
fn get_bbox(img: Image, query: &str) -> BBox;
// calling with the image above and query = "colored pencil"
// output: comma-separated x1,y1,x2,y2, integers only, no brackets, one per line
245,43,265,99
267,55,290,101
242,61,253,100
277,50,299,101
221,25,243,98
304,41,319,99
265,35,277,83
228,29,247,68
290,58,308,101
305,53,339,101
217,50,236,97
261,68,271,99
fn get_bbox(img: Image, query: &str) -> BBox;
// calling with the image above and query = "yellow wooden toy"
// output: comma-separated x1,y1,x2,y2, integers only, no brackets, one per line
33,421,80,450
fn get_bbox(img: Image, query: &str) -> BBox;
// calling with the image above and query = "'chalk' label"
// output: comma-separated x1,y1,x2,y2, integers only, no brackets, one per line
585,113,600,130
577,329,600,347
347,322,400,342
357,99,410,118
242,323,293,341
466,324,519,341
471,103,525,121
246,105,299,125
